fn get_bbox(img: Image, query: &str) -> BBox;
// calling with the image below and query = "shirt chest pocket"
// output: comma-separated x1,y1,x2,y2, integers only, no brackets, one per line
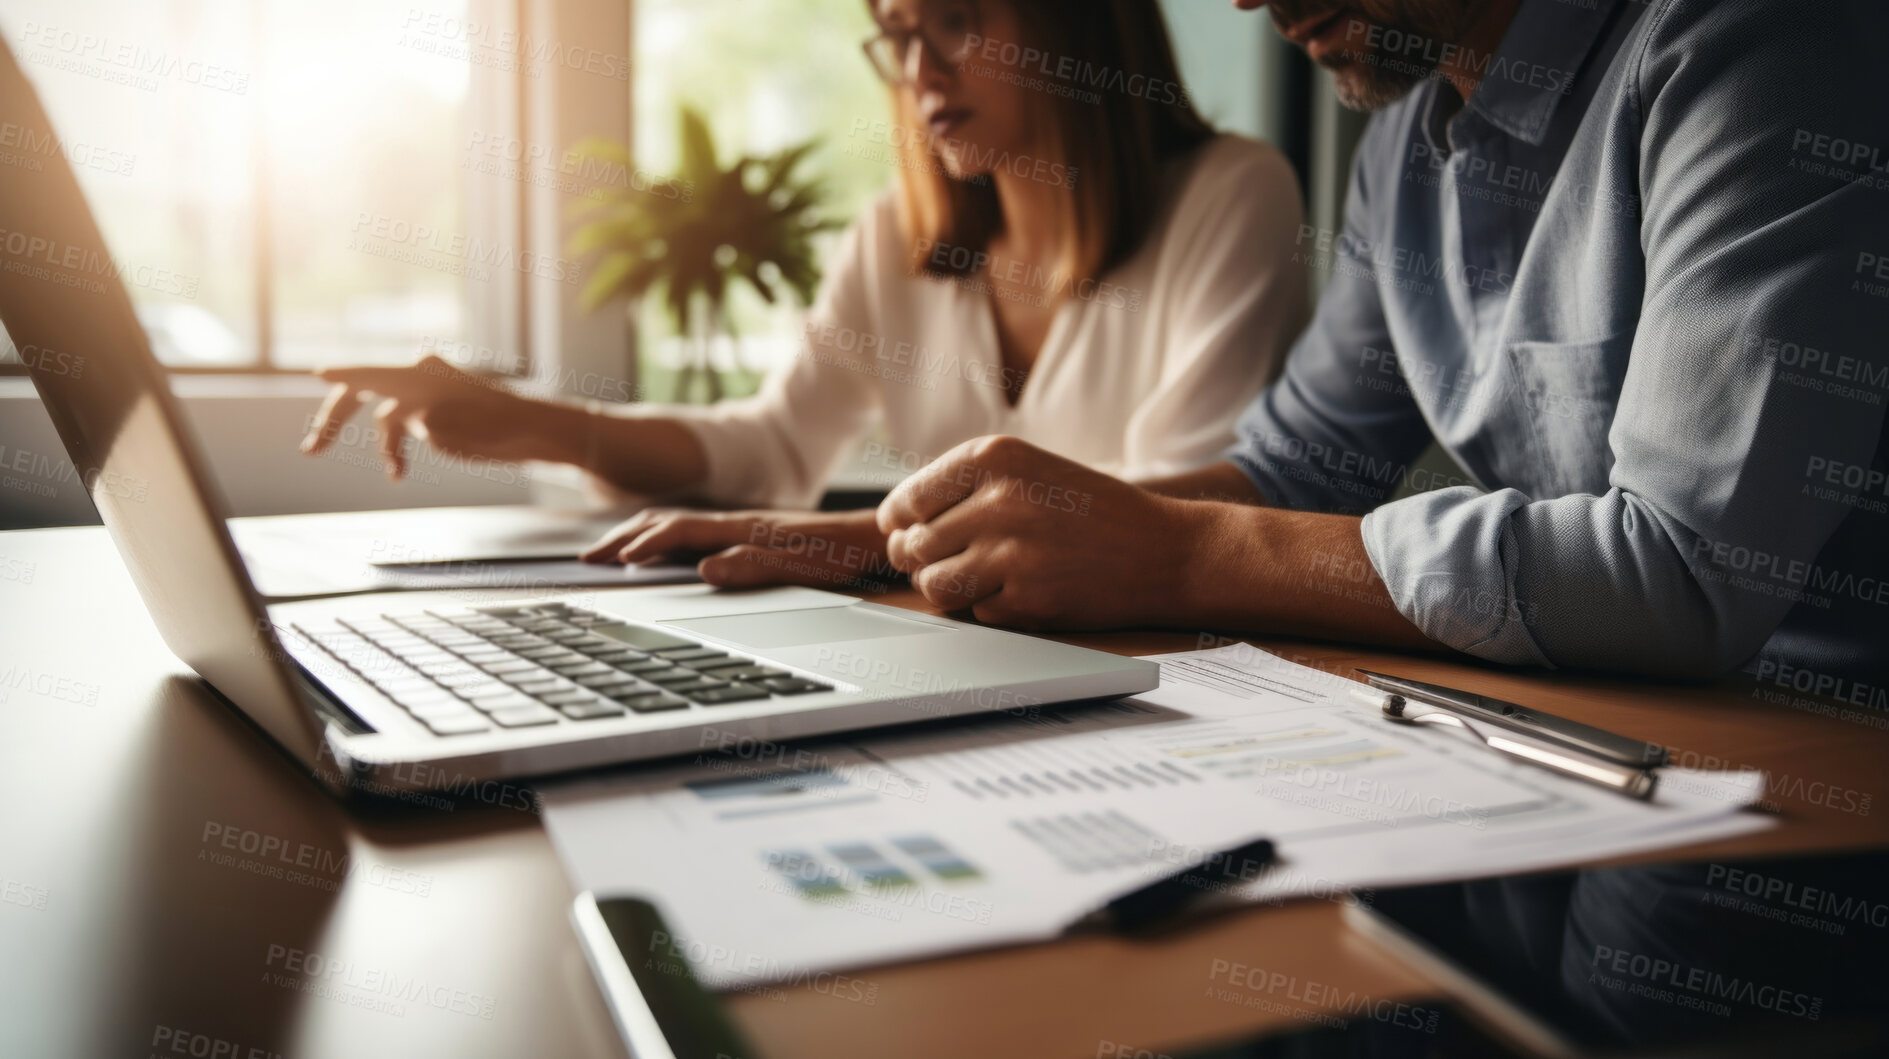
1502,331,1631,497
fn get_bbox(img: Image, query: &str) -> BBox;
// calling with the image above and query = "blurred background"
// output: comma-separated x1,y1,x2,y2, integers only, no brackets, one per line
0,0,1364,527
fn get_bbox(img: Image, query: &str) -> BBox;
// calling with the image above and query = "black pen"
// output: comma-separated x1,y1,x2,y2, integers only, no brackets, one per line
1076,837,1277,934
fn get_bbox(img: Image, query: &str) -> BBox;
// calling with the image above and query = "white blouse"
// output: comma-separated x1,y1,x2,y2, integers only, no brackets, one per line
621,134,1309,509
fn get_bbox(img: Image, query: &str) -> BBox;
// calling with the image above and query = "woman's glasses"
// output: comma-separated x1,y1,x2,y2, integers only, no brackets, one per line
861,1,981,85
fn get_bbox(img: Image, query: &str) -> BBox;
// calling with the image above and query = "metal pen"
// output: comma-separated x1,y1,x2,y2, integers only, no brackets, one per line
1370,692,1658,800
1356,670,1668,769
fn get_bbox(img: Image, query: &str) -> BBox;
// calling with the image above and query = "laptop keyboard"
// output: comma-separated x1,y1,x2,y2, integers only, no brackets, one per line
295,601,833,736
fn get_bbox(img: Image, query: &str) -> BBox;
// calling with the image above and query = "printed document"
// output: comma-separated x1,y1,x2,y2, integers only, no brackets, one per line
540,645,1768,990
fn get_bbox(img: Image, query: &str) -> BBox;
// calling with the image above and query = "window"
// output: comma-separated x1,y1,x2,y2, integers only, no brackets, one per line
0,0,516,372
629,0,891,398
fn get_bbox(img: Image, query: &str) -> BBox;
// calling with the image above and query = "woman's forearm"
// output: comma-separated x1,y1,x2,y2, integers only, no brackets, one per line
512,395,709,497
590,412,710,496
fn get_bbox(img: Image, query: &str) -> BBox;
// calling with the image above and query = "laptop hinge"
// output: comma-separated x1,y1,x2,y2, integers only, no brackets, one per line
291,664,376,736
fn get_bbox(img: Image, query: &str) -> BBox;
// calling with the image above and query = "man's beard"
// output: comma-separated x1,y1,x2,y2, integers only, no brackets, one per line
1270,1,1479,111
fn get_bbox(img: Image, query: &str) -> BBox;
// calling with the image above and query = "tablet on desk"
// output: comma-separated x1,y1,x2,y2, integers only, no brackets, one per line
1342,852,1889,1058
571,893,758,1059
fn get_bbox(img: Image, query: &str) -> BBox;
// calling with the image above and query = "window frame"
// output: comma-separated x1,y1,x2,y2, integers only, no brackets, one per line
0,0,541,380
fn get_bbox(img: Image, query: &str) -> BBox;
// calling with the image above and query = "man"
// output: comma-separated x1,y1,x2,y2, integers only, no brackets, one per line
877,0,1889,683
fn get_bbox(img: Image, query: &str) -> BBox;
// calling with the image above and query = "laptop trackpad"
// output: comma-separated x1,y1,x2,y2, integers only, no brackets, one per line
665,607,950,650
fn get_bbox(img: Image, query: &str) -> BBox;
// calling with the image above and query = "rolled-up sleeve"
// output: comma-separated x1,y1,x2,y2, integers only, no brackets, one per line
1224,116,1437,512
1361,0,1889,677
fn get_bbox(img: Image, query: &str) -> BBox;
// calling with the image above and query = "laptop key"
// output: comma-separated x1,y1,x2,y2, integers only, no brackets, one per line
499,669,557,685
599,683,659,701
541,689,606,706
558,701,627,720
488,705,562,728
575,673,640,689
450,680,513,700
422,714,492,735
406,699,477,719
429,635,485,649
715,665,789,682
552,661,616,678
468,692,538,712
663,677,730,696
366,633,429,649
379,676,440,696
402,627,457,639
433,671,494,689
761,677,831,695
653,647,728,662
478,660,539,675
681,655,752,672
567,635,626,652
614,691,690,713
686,683,771,705
512,679,567,696
615,658,681,675
642,668,704,686
589,624,700,652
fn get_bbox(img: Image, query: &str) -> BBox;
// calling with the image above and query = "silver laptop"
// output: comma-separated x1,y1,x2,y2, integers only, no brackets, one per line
0,39,1156,795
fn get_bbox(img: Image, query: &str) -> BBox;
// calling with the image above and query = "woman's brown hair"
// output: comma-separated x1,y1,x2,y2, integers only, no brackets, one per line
872,0,1214,285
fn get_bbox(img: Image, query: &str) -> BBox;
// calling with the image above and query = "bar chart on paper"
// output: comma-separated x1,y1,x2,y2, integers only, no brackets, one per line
764,834,987,904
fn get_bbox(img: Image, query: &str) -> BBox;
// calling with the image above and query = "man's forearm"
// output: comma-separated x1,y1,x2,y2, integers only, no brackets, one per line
1137,459,1267,505
1137,460,1429,644
1173,501,1435,648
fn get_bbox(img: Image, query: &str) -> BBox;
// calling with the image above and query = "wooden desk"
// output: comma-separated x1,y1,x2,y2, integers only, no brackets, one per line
2,527,1884,1058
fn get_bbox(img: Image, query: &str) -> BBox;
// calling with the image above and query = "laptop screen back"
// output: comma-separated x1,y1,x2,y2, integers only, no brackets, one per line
0,38,322,763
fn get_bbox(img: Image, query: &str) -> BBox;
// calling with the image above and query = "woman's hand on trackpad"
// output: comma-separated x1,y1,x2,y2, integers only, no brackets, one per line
580,508,897,592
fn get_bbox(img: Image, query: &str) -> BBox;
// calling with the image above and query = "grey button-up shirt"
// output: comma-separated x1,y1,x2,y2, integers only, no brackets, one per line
1226,0,1889,685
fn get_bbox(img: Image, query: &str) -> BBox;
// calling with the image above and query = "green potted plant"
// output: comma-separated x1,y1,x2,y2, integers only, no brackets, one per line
569,106,837,403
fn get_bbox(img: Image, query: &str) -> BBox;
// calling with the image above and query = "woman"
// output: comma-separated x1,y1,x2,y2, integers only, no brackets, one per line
301,0,1307,590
